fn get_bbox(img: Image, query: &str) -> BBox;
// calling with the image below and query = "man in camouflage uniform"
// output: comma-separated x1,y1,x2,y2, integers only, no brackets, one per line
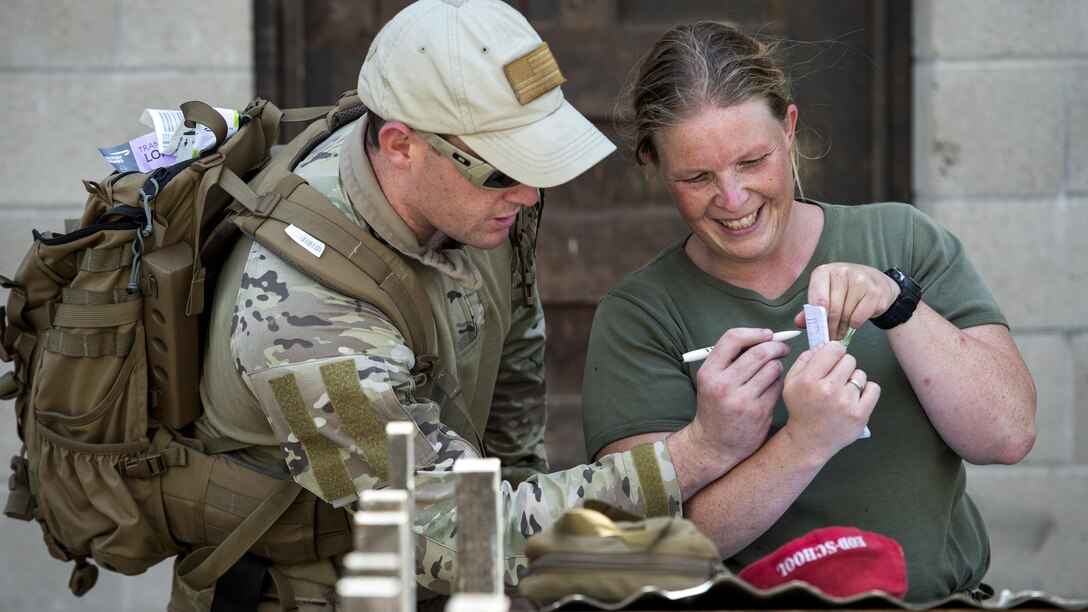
176,0,777,609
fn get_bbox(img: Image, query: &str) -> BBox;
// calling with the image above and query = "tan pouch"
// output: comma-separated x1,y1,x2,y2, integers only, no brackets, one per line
518,500,725,606
160,447,352,564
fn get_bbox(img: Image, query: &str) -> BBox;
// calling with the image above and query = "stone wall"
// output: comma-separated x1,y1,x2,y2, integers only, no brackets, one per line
914,0,1088,599
0,0,252,608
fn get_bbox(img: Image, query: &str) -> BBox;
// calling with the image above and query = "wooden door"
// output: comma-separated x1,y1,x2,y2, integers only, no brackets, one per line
255,0,912,470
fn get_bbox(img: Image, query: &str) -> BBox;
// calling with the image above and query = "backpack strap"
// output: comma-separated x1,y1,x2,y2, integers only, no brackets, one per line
510,189,543,307
234,173,434,357
217,170,483,452
179,95,350,317
174,477,302,592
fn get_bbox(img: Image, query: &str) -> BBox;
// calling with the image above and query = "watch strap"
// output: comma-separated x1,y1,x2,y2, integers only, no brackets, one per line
870,267,922,330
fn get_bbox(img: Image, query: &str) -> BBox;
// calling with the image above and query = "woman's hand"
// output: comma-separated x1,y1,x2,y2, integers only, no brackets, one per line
793,263,900,340
687,328,789,464
780,342,880,459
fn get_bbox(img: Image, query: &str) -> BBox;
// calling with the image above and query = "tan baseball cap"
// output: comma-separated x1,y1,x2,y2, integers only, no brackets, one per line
357,0,615,188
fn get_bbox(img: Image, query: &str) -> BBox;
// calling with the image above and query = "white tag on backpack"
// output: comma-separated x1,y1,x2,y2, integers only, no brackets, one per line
285,224,325,257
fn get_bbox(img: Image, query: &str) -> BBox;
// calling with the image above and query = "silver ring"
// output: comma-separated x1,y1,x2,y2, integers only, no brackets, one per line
848,378,864,392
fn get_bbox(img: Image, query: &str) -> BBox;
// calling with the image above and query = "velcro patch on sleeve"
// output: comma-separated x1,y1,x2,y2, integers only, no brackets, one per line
631,442,669,517
320,359,389,481
269,371,357,503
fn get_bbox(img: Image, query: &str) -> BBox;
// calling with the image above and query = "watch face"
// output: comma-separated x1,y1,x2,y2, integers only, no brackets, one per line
886,267,921,297
872,268,922,329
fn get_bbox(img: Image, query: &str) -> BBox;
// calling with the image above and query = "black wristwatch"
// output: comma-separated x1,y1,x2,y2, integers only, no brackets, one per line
870,267,923,330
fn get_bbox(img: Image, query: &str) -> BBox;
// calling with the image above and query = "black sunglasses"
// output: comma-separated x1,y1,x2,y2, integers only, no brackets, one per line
415,130,521,190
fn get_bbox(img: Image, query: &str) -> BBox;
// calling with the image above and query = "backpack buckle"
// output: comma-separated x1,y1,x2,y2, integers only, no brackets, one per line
119,452,167,478
255,192,282,216
4,455,35,521
191,151,225,172
0,370,19,400
68,558,99,597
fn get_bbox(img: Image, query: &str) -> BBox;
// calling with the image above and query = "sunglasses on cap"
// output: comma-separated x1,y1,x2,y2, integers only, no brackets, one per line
415,130,521,190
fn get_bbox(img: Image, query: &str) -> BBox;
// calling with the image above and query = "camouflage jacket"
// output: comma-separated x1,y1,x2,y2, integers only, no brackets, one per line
196,117,683,597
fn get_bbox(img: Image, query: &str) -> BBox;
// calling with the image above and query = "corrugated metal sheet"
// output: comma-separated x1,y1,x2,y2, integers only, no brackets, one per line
537,574,1088,611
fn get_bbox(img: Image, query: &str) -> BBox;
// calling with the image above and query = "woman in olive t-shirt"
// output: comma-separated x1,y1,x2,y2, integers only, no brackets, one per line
581,21,1037,603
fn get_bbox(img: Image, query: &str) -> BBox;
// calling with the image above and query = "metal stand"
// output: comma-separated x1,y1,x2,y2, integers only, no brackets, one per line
337,421,417,612
448,457,509,612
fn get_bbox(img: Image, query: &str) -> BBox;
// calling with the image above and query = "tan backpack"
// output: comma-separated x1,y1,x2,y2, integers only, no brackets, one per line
0,91,513,600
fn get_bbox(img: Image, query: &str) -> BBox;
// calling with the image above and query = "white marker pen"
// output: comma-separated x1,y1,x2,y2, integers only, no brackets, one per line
681,330,802,363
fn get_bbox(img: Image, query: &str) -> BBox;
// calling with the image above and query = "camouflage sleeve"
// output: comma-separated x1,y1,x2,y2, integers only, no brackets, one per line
417,438,681,595
231,247,427,507
483,276,549,487
231,247,682,596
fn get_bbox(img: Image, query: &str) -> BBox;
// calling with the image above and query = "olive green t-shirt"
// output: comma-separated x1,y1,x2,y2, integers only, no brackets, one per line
581,201,1007,603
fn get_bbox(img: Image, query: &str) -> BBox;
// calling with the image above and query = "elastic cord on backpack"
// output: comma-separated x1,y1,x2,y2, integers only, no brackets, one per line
126,175,160,293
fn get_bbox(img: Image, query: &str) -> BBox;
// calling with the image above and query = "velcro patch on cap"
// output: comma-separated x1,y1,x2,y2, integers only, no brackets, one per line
504,43,567,105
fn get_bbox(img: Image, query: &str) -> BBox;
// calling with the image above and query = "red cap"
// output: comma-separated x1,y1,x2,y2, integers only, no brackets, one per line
738,526,908,599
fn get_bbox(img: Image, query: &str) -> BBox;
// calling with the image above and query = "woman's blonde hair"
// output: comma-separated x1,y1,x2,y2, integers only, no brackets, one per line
618,21,796,172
